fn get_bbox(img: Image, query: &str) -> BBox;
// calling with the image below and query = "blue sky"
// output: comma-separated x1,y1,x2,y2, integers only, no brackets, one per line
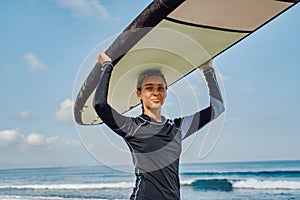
0,0,299,168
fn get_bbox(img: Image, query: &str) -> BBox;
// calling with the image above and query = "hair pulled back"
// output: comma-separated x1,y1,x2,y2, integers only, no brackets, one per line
136,69,167,91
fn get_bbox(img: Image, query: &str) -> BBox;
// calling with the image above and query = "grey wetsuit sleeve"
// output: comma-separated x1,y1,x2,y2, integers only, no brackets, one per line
177,67,225,140
93,61,134,137
203,67,225,119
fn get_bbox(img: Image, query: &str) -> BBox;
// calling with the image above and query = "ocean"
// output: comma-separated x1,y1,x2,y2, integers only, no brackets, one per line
0,160,300,200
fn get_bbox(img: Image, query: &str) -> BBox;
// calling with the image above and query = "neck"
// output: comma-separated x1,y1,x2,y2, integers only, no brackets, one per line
143,108,162,122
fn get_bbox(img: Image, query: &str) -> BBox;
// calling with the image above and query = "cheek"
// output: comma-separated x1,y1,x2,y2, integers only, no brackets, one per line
140,91,151,100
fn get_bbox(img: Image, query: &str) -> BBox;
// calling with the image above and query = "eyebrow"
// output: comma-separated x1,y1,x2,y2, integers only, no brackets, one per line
143,83,165,87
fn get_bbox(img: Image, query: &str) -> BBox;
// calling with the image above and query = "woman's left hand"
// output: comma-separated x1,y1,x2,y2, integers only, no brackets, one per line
199,59,213,71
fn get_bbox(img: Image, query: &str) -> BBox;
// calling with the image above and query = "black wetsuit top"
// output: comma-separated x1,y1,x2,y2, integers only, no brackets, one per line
93,61,225,200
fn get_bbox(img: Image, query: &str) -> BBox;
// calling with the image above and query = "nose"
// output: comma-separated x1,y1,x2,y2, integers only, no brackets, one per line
153,88,159,95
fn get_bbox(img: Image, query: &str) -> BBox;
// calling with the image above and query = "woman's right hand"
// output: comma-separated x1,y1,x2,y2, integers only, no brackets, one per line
98,49,112,64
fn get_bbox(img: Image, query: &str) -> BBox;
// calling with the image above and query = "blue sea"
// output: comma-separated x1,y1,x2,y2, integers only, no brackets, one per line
0,160,300,200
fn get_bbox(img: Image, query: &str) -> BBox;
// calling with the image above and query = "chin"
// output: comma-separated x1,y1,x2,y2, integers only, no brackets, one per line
152,103,163,109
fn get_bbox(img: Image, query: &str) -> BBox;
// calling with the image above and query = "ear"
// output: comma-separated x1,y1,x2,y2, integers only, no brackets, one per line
136,90,141,99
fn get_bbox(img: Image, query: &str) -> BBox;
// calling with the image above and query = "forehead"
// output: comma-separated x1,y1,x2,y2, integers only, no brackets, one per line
142,75,165,85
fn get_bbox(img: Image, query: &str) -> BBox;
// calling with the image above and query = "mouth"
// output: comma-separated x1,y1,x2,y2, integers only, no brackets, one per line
151,99,161,103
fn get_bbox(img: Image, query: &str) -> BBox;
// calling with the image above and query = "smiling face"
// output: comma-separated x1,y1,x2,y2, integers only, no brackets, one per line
136,75,167,113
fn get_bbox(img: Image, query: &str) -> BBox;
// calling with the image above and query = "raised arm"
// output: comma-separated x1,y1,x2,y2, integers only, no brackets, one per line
202,60,225,120
93,51,133,137
176,60,225,140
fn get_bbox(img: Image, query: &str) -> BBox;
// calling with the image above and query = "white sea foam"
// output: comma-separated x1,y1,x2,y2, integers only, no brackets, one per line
233,179,300,190
180,179,196,185
0,182,134,190
0,179,201,190
0,195,108,200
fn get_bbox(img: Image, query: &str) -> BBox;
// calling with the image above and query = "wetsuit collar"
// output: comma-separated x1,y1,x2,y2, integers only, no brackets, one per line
140,113,166,124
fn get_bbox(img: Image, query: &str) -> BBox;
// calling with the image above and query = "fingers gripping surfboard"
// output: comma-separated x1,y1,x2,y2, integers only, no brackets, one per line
74,0,299,125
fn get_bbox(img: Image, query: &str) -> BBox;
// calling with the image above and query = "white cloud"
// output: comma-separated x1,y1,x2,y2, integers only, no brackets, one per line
0,129,90,167
26,133,46,145
0,129,78,148
26,133,60,146
47,136,61,145
19,111,37,120
55,99,74,122
22,53,46,72
0,129,23,147
54,0,110,20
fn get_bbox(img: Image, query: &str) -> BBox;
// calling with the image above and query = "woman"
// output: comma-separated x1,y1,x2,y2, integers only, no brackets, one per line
94,50,225,200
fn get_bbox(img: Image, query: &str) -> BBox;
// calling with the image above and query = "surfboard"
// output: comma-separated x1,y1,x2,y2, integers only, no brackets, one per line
74,0,299,125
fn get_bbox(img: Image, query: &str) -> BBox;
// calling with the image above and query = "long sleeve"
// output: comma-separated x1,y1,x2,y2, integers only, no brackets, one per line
203,67,225,119
175,67,225,140
93,61,113,108
93,61,134,137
